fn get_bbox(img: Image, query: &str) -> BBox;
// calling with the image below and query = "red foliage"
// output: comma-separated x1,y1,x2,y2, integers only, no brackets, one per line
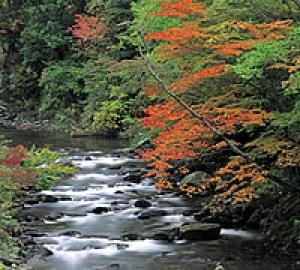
1,145,28,167
69,14,106,42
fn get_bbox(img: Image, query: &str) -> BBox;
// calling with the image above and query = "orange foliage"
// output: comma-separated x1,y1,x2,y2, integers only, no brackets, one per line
233,20,291,41
170,64,226,93
151,0,205,18
144,22,209,42
139,0,289,207
140,100,269,181
208,156,267,208
142,85,164,97
180,156,267,208
142,99,186,128
209,42,252,56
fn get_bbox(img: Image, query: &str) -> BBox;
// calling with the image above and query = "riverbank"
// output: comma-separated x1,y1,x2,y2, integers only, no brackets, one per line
0,137,78,269
0,110,56,132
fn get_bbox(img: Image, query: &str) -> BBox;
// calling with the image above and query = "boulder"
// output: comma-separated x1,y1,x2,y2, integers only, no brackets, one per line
59,231,82,237
181,171,209,186
121,233,143,241
24,198,39,205
123,173,143,183
39,195,59,203
179,223,221,241
138,210,168,220
134,199,152,208
92,207,110,214
152,232,170,241
39,247,54,257
45,213,64,221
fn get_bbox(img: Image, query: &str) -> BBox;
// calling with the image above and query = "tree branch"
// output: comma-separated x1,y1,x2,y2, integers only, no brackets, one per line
138,37,300,194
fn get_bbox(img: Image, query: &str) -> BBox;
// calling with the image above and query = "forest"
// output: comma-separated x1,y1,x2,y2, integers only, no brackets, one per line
0,0,299,269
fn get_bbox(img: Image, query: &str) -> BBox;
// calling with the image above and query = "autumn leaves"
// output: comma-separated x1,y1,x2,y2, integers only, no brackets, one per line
137,0,287,206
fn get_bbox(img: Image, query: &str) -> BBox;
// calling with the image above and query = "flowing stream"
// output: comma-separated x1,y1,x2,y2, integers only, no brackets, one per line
1,129,295,270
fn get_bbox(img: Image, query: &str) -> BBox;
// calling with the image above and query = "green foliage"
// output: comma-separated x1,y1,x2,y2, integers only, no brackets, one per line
234,27,300,83
20,0,81,70
132,0,180,35
81,56,110,121
22,145,77,188
207,0,300,23
39,61,86,118
91,99,129,136
254,179,281,196
0,263,7,270
35,164,77,189
22,146,60,167
0,164,19,258
271,100,300,143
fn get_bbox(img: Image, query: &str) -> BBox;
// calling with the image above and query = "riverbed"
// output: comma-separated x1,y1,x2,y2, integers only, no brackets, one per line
1,129,297,270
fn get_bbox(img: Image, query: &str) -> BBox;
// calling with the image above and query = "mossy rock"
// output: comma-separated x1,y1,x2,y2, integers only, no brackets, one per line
179,223,221,240
181,171,209,186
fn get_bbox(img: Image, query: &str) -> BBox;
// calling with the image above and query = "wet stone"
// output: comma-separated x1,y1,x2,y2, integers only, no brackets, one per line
123,173,143,183
45,213,64,221
39,247,54,257
92,207,111,214
64,212,87,217
28,232,47,238
59,231,82,237
22,215,41,223
24,199,39,205
120,168,141,175
152,232,170,241
109,165,122,170
134,199,152,208
138,210,168,220
179,223,221,241
122,233,143,241
58,196,72,201
96,264,121,270
115,243,129,250
38,195,59,203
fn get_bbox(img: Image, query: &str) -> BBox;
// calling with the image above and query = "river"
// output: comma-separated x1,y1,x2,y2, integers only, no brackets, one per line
1,129,296,270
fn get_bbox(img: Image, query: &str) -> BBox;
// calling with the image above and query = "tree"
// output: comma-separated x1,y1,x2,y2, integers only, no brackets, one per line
137,0,296,207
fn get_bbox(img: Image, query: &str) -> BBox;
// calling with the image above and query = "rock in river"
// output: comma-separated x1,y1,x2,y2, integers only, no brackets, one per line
123,173,143,183
179,223,221,241
134,199,152,208
92,207,111,214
